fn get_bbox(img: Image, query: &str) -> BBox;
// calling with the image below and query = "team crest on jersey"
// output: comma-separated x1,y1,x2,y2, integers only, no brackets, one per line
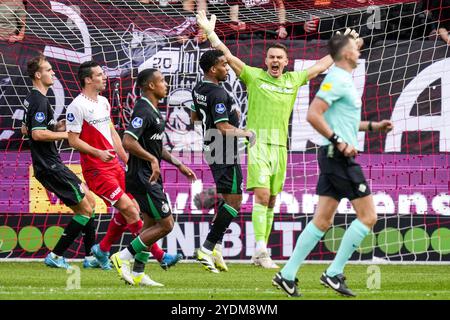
132,117,143,128
215,103,226,114
259,175,267,184
358,183,367,193
67,113,75,122
35,112,45,123
161,202,170,214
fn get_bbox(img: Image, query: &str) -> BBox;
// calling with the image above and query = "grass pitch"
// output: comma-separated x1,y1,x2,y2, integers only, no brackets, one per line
0,262,448,300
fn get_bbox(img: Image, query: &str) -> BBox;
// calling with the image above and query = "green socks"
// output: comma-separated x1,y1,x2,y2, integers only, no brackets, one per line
252,203,267,243
265,207,275,243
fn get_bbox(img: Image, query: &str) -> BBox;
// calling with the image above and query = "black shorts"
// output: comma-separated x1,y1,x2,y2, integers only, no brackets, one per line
316,145,371,201
128,180,172,220
210,164,243,194
35,165,85,207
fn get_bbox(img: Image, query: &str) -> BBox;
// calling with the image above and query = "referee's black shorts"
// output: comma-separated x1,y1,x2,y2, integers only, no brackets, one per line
35,165,85,207
316,145,371,201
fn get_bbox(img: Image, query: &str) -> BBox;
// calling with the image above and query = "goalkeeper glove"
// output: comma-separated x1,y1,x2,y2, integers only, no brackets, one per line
196,10,222,47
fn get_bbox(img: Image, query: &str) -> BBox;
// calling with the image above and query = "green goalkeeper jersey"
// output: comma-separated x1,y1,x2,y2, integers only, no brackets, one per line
239,65,308,147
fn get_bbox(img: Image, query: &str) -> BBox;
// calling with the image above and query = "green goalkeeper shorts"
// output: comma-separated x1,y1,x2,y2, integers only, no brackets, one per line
246,142,287,195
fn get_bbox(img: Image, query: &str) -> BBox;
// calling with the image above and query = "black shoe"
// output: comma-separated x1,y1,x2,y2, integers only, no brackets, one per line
272,272,301,297
320,272,356,297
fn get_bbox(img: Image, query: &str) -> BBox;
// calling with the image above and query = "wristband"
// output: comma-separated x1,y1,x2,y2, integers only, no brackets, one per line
328,132,344,146
207,31,222,48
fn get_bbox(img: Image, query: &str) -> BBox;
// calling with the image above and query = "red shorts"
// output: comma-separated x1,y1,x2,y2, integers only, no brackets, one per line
83,165,126,206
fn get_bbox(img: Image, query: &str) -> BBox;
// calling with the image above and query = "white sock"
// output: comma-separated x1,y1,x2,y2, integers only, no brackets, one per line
255,240,267,253
201,246,213,255
132,271,144,277
119,248,133,261
215,243,223,251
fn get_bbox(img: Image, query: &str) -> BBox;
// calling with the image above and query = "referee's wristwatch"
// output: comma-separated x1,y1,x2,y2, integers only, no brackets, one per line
329,133,344,146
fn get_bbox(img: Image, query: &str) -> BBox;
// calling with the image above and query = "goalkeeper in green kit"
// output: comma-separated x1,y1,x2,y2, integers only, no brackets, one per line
196,11,363,268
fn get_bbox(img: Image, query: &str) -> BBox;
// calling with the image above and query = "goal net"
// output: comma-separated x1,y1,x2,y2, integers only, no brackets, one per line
0,0,449,263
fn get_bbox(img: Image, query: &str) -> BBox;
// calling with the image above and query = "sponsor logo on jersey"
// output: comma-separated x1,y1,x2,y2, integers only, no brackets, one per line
150,133,164,140
215,103,226,114
259,83,294,94
321,83,333,91
67,113,75,122
35,112,45,123
109,186,122,200
132,117,143,128
88,116,110,125
193,91,207,102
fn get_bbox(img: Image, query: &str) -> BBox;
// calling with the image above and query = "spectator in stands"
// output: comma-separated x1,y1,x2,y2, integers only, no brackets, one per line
138,0,207,43
290,14,346,41
0,0,26,43
239,0,288,38
423,0,450,44
207,0,246,31
207,0,287,39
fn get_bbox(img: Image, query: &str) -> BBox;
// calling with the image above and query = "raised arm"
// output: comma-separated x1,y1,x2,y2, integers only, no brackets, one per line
196,10,245,77
306,55,334,81
307,29,363,81
274,0,287,39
